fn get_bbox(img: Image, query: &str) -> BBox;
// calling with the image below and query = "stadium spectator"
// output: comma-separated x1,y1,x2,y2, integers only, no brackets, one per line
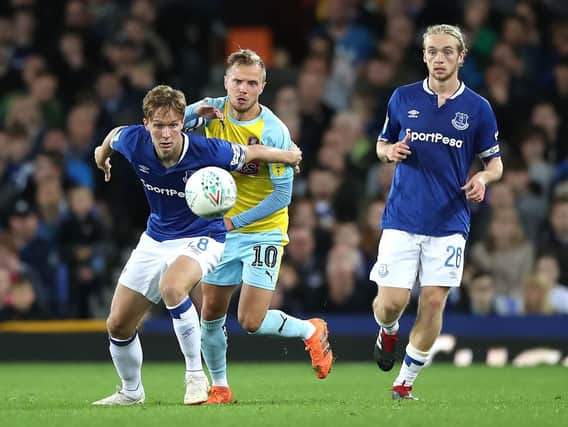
307,167,339,230
59,186,107,318
324,244,371,313
312,0,375,110
534,253,568,314
502,157,548,243
462,271,498,316
522,273,555,315
537,196,568,285
7,199,59,311
529,101,561,162
53,31,94,106
518,126,556,196
0,231,48,317
470,208,534,299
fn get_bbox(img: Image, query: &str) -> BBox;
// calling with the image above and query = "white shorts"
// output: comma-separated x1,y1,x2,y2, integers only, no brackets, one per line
369,229,466,289
118,233,225,303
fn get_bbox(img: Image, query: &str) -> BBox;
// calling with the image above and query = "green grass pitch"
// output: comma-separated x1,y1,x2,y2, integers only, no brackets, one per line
0,362,566,427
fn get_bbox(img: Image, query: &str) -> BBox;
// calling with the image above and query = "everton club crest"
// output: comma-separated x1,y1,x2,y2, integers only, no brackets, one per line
451,112,469,131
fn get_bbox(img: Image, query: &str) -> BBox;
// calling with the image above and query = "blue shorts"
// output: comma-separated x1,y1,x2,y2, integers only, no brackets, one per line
203,230,286,290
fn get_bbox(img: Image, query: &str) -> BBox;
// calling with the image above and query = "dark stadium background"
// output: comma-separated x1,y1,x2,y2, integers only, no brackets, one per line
0,0,567,366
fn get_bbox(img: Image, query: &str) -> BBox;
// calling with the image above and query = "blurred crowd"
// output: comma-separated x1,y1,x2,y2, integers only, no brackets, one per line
0,0,567,320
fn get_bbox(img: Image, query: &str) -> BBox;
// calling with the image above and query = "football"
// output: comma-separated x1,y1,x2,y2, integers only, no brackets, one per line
184,166,237,219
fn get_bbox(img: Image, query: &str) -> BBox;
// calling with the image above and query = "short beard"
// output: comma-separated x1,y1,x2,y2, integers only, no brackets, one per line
230,99,253,114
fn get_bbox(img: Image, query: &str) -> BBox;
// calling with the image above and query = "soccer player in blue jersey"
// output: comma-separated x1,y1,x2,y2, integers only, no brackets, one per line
184,49,334,404
91,85,301,406
369,25,503,400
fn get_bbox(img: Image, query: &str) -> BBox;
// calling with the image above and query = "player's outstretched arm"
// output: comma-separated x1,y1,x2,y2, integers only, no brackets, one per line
376,133,412,163
243,144,302,166
94,127,122,182
461,157,503,203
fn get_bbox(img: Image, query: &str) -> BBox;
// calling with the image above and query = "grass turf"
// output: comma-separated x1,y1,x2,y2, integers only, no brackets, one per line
0,362,566,427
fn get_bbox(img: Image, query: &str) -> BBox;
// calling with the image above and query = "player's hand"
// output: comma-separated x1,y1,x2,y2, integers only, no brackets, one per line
223,216,235,231
387,134,412,162
289,141,303,167
94,146,112,182
462,174,486,203
196,100,224,121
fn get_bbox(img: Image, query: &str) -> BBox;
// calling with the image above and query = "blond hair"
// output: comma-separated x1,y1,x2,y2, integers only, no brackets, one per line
227,49,266,82
523,273,554,315
423,24,468,56
142,85,186,120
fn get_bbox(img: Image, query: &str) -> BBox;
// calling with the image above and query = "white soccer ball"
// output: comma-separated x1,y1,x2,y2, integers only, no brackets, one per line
184,166,237,219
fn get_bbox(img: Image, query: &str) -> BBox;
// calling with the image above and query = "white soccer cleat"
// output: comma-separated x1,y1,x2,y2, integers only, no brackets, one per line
184,374,210,405
92,389,145,406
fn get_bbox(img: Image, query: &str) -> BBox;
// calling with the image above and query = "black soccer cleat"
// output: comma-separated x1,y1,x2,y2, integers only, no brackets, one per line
373,329,399,371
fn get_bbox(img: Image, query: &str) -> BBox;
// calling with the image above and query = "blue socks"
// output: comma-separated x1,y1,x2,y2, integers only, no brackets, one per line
201,315,228,387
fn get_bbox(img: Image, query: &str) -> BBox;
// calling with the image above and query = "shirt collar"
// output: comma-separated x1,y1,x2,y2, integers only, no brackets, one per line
176,133,189,165
422,78,465,99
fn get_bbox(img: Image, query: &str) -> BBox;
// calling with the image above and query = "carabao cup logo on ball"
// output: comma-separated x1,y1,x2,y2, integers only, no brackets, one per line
185,167,237,219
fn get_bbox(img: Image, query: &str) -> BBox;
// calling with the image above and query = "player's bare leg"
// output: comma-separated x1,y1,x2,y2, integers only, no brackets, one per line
392,286,450,400
239,284,333,379
372,287,410,371
161,256,209,405
93,285,152,405
200,283,235,404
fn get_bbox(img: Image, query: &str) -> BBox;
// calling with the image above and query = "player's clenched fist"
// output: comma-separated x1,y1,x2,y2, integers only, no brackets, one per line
387,133,412,162
462,174,486,203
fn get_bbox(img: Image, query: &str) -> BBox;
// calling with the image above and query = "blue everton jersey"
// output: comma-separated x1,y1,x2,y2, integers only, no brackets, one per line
379,79,501,238
110,125,246,242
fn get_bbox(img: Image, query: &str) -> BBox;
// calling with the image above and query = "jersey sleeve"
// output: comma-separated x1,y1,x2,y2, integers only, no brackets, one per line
109,125,142,162
189,133,246,171
184,96,227,129
475,99,501,161
231,180,292,229
261,120,294,183
378,89,401,143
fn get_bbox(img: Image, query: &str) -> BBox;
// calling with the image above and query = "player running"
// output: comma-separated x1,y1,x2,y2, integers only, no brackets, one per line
91,85,301,406
184,49,333,404
369,25,503,400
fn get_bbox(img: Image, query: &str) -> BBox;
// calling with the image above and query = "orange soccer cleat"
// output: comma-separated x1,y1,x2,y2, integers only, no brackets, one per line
205,386,234,404
303,318,334,379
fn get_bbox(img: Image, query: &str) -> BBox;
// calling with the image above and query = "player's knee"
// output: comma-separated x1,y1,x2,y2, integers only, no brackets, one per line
238,313,263,333
421,294,446,314
376,297,406,317
106,316,134,339
160,280,185,306
202,304,226,321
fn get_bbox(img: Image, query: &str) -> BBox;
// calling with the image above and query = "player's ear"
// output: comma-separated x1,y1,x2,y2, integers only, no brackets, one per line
143,117,148,129
422,49,427,64
259,80,267,95
224,74,229,91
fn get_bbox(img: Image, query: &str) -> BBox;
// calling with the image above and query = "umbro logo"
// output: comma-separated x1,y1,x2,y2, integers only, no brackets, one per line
138,165,150,174
407,109,420,118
